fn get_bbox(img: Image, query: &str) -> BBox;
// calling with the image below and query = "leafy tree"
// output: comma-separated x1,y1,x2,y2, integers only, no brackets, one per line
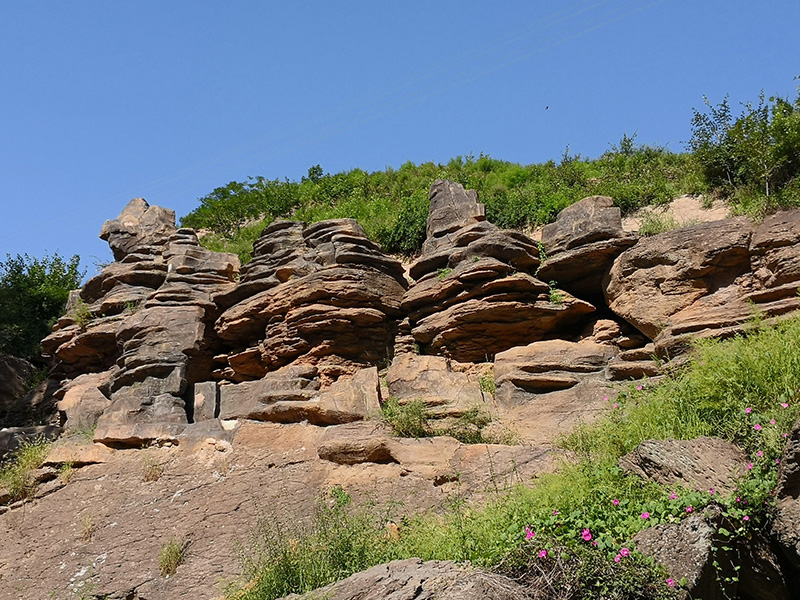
0,253,84,360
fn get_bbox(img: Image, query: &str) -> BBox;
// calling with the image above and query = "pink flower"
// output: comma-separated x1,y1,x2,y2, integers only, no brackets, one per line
743,515,750,522
756,451,763,457
614,554,621,563
709,488,715,495
612,403,618,409
747,463,753,470
781,403,789,408
669,491,678,500
581,528,592,541
603,395,609,402
553,510,559,516
754,424,762,431
783,433,790,438
666,578,675,587
592,540,597,547
745,407,752,414
538,549,547,558
620,547,630,557
770,419,776,425
736,497,741,503
640,512,650,520
612,499,620,506
686,506,693,513
777,459,781,465
636,385,643,391
525,526,535,540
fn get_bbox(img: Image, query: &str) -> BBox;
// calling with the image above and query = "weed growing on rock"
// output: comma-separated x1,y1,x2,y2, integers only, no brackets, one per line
0,438,51,501
72,299,93,329
479,374,496,398
380,398,494,444
79,512,95,541
58,461,74,484
158,538,187,577
548,281,564,305
141,455,165,482
435,267,453,280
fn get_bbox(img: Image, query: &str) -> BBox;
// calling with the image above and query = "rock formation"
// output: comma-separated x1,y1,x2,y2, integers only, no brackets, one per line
402,179,594,362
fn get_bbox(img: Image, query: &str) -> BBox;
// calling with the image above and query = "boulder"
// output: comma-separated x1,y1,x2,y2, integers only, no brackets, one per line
619,437,748,496
3,378,63,428
537,196,637,299
772,417,800,570
280,558,530,600
495,340,617,401
404,181,595,362
99,197,177,261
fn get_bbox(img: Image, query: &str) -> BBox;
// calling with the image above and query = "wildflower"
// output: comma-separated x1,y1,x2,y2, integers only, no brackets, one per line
592,540,597,547
745,407,752,414
640,512,650,520
781,403,789,408
612,498,620,506
603,395,609,402
581,528,592,541
747,463,753,470
524,526,535,540
666,578,675,587
538,549,547,558
743,515,750,522
553,510,559,516
783,433,790,438
777,459,781,465
636,385,643,391
756,451,763,457
612,403,618,409
709,488,715,495
669,491,678,500
620,548,630,557
614,554,621,563
754,424,762,431
770,419,776,425
686,506,693,513
736,497,741,503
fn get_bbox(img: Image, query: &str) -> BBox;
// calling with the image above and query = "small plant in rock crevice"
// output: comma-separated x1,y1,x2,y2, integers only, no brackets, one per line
158,538,188,577
548,281,564,305
0,437,51,501
141,455,165,482
380,398,494,444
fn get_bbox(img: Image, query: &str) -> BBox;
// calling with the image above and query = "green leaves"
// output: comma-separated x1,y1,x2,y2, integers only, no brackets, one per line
0,253,84,360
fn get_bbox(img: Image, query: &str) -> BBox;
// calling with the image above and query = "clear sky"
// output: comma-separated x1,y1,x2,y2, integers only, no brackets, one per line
2,1,799,277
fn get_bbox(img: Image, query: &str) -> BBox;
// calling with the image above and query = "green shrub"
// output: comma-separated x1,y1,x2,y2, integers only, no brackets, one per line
0,438,52,501
381,398,430,438
0,253,84,359
158,538,187,577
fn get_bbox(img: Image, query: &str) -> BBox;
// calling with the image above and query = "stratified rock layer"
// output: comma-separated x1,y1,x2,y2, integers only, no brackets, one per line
215,219,406,383
403,180,594,362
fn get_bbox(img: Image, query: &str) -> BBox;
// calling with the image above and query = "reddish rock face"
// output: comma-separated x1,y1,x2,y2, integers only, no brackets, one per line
214,218,406,383
404,180,595,362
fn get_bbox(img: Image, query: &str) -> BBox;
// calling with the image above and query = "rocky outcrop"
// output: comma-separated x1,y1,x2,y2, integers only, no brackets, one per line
619,437,748,496
281,558,530,600
537,195,637,299
772,417,800,571
634,504,788,600
403,180,594,362
215,219,406,383
604,213,800,357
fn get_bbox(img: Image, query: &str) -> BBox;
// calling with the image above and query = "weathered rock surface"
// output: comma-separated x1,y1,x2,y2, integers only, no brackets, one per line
772,417,800,570
404,181,594,362
280,558,530,600
386,353,489,418
215,219,406,382
604,213,800,357
0,354,34,419
634,505,789,600
537,195,637,299
619,437,748,495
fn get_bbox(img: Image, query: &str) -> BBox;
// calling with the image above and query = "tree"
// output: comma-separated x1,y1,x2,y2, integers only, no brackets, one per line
0,253,84,360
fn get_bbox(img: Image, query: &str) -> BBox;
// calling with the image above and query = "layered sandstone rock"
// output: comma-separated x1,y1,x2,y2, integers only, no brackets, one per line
537,195,637,299
215,219,406,383
604,212,800,357
403,180,594,362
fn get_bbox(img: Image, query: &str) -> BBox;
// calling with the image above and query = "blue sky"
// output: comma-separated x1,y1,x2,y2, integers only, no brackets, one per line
2,1,798,276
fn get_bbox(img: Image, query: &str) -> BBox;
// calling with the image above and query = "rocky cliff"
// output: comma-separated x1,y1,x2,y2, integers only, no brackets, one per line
3,181,800,599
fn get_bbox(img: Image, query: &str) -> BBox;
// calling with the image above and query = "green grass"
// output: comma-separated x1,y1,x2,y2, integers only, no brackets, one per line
158,538,188,577
0,438,52,501
380,398,493,444
229,316,800,600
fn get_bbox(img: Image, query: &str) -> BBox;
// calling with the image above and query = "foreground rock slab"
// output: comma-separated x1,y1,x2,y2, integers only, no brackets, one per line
280,558,530,600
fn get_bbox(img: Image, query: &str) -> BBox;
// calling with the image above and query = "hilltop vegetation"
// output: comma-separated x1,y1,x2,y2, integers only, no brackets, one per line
182,85,800,264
